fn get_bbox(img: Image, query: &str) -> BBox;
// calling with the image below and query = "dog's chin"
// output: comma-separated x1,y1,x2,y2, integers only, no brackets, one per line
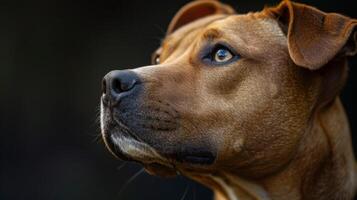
102,127,178,177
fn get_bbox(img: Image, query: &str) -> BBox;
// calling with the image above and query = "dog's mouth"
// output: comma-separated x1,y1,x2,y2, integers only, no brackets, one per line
100,99,217,177
102,121,217,176
101,120,179,177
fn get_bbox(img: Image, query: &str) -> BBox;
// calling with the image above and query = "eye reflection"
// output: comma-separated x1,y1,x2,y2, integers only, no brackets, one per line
214,48,233,62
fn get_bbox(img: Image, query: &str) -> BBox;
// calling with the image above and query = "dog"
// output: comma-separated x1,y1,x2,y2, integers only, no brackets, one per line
100,0,357,199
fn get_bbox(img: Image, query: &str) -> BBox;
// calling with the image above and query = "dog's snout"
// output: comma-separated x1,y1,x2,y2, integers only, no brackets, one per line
102,70,140,103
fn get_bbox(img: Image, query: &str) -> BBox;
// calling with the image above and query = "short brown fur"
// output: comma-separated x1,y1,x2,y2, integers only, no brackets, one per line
101,1,357,199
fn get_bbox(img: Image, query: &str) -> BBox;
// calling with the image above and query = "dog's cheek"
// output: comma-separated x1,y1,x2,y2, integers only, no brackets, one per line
203,95,307,177
199,60,250,97
227,118,304,177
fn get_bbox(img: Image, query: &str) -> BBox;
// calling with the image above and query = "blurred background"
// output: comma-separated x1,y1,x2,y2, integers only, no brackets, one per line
1,0,356,199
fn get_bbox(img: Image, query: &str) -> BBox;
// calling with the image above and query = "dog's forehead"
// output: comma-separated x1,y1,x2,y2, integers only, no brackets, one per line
160,15,228,60
211,14,287,54
212,14,286,42
161,13,286,60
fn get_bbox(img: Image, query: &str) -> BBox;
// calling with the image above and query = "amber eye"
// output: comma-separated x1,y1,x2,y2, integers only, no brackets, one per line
214,48,233,63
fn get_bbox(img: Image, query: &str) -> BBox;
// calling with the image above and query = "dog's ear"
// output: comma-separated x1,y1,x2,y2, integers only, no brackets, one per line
167,0,235,34
269,0,357,70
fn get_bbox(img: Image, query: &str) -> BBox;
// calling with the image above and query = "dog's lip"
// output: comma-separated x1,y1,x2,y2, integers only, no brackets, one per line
166,151,216,165
103,121,216,166
101,113,216,178
101,126,133,162
108,133,179,177
102,119,177,169
103,135,178,177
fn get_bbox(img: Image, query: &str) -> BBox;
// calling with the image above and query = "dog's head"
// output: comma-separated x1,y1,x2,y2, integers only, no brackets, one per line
100,0,357,179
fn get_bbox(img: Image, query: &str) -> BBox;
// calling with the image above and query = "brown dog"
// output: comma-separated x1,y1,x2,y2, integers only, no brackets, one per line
100,0,357,199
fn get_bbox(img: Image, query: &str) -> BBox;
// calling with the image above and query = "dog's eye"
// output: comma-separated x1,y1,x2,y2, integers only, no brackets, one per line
154,55,160,64
214,48,233,63
152,54,160,65
203,44,239,65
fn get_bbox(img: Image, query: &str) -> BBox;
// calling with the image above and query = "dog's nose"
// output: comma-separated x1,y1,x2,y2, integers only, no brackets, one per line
102,70,140,103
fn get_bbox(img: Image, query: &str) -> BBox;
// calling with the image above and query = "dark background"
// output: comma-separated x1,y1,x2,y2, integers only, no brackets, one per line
1,0,357,200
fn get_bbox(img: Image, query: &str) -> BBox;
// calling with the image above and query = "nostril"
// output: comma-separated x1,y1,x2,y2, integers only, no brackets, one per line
102,78,107,95
121,79,136,91
112,78,122,94
112,77,137,94
105,70,140,96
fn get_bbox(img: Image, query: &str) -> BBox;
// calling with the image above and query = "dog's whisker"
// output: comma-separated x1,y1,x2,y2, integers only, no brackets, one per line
179,184,190,200
117,168,145,198
116,162,127,172
92,133,102,143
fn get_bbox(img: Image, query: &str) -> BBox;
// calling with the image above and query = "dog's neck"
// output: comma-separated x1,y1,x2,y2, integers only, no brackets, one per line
190,98,356,200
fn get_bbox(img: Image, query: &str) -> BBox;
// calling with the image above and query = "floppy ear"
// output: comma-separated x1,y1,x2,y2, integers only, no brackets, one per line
167,0,235,35
269,0,357,70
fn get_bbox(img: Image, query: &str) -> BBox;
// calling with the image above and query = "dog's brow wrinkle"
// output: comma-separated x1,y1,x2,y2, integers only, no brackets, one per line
161,16,229,59
203,28,222,41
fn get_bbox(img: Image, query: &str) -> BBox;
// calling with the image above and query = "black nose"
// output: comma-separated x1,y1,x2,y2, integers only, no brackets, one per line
102,70,140,103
